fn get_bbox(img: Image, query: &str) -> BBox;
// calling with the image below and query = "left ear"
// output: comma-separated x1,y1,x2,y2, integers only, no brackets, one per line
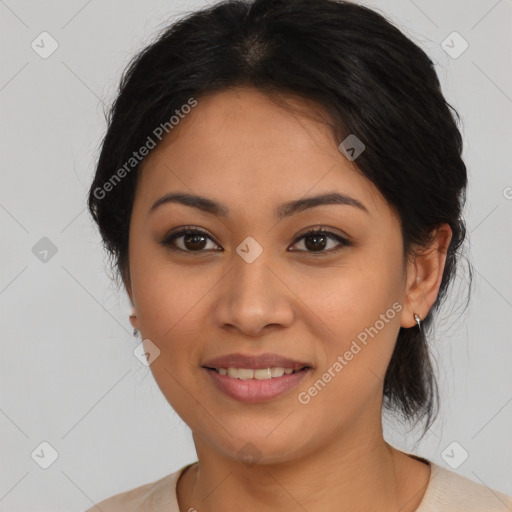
400,223,453,328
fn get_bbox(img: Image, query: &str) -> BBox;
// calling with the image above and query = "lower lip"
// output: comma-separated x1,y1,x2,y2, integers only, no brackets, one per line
204,368,311,403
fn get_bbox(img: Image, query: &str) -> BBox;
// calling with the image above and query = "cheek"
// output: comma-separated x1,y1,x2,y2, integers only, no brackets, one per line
296,309,400,429
130,258,215,419
130,243,217,339
294,253,402,338
296,258,402,403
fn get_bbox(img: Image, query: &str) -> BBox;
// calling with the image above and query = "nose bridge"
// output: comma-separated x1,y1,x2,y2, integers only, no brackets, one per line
213,240,294,334
229,243,277,311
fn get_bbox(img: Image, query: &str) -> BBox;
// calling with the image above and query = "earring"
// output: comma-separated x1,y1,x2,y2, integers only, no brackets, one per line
129,308,138,337
413,312,422,332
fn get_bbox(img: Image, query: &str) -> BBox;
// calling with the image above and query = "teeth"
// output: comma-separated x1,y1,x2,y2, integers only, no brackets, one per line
216,367,302,380
271,367,284,378
254,368,272,380
238,368,254,380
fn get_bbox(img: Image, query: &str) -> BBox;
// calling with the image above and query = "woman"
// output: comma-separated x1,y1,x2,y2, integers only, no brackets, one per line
85,0,512,510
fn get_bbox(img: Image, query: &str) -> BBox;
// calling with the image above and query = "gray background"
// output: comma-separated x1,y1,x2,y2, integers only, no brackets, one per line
1,0,511,510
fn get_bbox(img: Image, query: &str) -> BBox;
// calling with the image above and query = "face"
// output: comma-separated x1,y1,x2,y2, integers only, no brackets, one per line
126,87,415,464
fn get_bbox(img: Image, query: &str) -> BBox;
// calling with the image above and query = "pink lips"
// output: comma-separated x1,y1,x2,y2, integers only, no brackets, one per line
202,352,311,371
202,352,312,403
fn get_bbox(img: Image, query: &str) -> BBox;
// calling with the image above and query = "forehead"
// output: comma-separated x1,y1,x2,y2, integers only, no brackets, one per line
135,87,391,221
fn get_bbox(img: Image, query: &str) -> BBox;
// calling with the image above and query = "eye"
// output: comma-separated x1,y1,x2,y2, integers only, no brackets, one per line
289,227,351,254
160,226,222,253
160,225,351,255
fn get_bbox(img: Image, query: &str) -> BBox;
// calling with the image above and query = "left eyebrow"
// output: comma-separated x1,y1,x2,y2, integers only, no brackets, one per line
149,191,369,218
276,192,369,218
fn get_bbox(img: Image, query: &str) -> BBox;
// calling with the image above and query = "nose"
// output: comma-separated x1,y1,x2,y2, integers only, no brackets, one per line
212,249,295,337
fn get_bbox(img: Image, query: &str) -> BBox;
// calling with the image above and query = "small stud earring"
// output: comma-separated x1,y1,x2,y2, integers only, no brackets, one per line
413,312,422,332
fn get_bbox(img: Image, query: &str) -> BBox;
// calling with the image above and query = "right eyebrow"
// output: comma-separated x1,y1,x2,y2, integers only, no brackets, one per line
149,192,228,217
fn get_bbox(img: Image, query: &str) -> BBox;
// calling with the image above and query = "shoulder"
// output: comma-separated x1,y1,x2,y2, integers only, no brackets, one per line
417,461,512,511
82,464,193,512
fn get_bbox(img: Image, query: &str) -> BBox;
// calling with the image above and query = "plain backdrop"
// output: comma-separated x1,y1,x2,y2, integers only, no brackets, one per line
1,0,511,510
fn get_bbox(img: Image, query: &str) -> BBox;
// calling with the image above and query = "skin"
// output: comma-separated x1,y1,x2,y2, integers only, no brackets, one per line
126,86,452,512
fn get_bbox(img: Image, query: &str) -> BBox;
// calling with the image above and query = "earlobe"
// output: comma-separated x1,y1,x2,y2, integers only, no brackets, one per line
400,223,452,329
129,307,138,330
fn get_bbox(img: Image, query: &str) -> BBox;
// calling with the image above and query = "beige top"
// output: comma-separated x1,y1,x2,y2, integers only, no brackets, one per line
85,459,512,511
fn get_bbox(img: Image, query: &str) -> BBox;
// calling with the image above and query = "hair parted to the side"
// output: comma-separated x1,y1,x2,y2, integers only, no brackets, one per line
88,0,472,437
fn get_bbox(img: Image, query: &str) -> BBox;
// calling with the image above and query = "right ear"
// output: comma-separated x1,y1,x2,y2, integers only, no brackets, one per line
123,266,138,329
129,307,138,330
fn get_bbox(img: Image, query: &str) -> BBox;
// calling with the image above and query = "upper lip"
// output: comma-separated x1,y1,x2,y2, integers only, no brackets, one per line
202,352,312,370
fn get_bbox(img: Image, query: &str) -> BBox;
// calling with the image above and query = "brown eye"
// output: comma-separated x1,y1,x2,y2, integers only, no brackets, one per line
161,227,221,253
290,228,351,254
160,226,350,255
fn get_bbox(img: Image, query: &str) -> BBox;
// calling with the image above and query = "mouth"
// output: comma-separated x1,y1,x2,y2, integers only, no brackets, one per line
204,366,310,379
201,352,313,403
202,365,312,403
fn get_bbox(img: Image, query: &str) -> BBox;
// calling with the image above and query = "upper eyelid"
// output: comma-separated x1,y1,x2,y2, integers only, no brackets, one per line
163,226,349,251
289,229,349,252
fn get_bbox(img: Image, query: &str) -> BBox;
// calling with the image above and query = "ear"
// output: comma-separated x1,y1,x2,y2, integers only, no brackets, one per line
400,223,452,328
123,267,139,330
129,307,138,330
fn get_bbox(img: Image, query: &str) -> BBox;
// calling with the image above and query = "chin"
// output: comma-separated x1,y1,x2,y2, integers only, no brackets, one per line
196,425,311,467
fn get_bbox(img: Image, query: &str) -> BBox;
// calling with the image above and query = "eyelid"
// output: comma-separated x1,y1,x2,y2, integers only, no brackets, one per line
291,225,350,244
160,225,222,251
288,226,351,253
160,225,351,254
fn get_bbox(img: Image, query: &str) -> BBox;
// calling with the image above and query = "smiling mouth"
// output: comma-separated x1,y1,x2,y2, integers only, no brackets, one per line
202,362,312,402
205,366,310,380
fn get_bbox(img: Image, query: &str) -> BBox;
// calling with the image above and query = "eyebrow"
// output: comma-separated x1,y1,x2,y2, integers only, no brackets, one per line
149,191,369,218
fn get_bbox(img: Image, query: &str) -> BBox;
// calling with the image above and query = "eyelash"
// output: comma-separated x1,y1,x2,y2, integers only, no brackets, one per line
160,225,351,255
